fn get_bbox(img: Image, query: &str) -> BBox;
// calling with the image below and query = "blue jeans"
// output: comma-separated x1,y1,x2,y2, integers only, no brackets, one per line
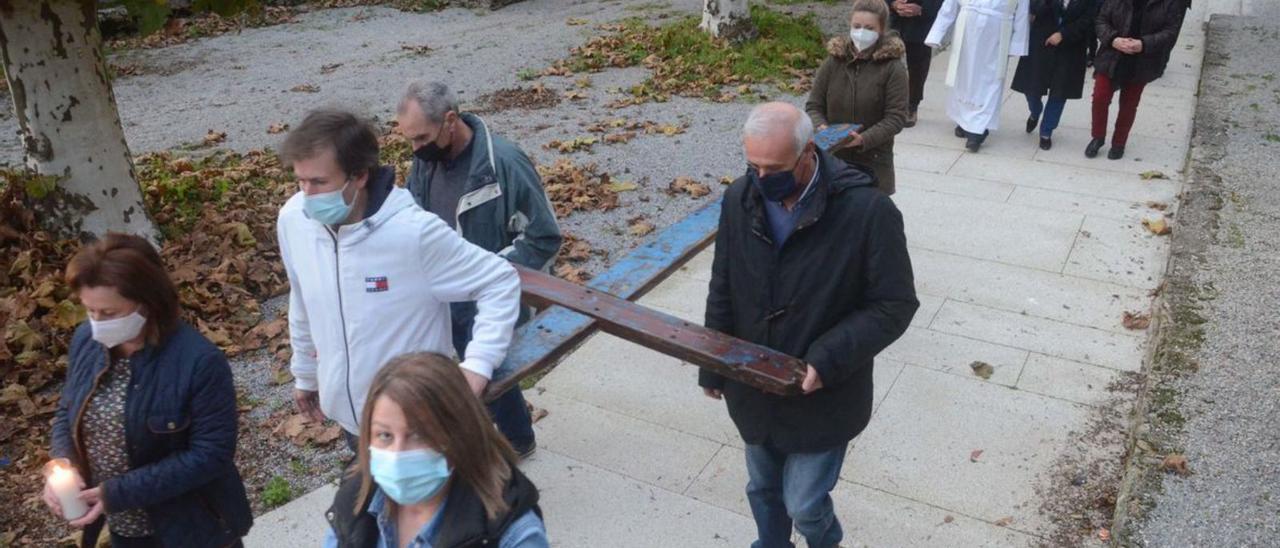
745,442,848,548
1025,94,1068,138
453,309,536,452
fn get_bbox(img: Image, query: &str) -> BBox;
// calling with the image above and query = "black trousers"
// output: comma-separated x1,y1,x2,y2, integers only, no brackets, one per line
110,535,243,548
904,41,933,112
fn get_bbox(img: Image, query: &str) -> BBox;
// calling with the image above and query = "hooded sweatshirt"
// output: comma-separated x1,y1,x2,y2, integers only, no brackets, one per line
276,167,521,433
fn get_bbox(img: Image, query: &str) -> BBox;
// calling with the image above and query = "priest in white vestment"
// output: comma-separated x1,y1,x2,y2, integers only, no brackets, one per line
925,0,1030,151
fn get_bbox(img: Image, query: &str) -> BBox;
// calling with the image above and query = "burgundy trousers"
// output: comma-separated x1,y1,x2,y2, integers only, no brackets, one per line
1091,72,1147,147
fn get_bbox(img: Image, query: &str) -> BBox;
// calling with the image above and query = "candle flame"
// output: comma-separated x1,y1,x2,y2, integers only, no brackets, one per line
50,464,72,482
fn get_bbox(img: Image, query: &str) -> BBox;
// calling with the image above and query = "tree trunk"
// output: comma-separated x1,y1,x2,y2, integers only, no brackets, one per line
0,0,156,241
700,0,757,44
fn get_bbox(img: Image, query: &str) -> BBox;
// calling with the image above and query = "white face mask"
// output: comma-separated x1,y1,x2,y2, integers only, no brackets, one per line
90,310,147,348
849,28,880,52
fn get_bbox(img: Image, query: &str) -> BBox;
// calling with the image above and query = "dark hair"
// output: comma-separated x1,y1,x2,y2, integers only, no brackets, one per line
280,108,380,179
354,352,518,520
65,232,181,344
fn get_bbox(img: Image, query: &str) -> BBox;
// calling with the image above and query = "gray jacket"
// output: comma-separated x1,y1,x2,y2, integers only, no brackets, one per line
406,113,562,358
407,113,561,272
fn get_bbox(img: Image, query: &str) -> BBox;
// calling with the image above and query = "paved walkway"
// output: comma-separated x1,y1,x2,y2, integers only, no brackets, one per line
246,2,1223,545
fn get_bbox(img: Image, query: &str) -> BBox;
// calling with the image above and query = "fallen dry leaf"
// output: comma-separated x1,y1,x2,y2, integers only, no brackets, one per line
1145,201,1169,211
400,44,433,55
943,515,955,524
1122,311,1151,330
566,17,589,25
669,176,711,198
289,83,320,93
606,181,639,193
969,449,984,463
267,122,290,134
1162,454,1192,476
970,361,994,380
628,217,656,237
272,413,342,447
319,63,343,74
554,264,592,284
1139,170,1167,180
203,130,227,146
1142,215,1172,235
993,516,1014,527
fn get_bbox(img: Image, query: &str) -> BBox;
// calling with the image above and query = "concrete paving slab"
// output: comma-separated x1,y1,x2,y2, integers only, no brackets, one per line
683,444,1039,548
844,365,1091,534
637,271,707,323
948,154,1181,203
244,483,337,548
1064,215,1172,290
882,326,1029,387
1016,353,1129,408
893,142,965,175
910,248,1150,333
913,292,945,329
831,481,1040,548
524,448,758,548
1032,126,1188,178
895,167,1016,202
524,392,723,493
1005,185,1170,222
930,300,1145,372
895,188,1082,273
536,333,743,448
674,247,714,283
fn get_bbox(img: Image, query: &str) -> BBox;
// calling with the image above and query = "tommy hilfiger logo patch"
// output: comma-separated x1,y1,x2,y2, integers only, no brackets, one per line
365,276,389,293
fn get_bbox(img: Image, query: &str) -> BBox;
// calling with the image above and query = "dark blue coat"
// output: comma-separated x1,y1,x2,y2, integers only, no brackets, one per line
51,321,252,548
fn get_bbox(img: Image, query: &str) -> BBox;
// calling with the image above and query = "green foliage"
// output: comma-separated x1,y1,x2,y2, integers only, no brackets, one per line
261,476,294,508
517,68,540,81
557,6,825,104
113,0,261,35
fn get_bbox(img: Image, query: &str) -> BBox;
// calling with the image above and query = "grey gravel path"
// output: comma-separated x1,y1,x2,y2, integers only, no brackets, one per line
1133,4,1280,546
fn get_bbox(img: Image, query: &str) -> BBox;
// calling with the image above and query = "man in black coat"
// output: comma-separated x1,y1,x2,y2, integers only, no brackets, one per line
888,0,944,127
699,102,918,548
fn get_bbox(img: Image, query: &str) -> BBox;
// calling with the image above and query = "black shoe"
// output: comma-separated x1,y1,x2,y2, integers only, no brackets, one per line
515,440,537,460
1085,138,1105,158
1107,145,1125,160
1026,117,1039,134
965,130,987,152
1039,136,1052,150
955,125,966,138
905,110,918,128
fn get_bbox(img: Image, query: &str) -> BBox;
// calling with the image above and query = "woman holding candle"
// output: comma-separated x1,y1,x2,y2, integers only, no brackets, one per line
44,233,252,548
323,352,548,548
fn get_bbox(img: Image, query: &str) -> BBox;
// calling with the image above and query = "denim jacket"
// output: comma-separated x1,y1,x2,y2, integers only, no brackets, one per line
323,489,548,548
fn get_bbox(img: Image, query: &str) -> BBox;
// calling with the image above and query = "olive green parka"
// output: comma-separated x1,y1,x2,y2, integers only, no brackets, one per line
805,34,909,195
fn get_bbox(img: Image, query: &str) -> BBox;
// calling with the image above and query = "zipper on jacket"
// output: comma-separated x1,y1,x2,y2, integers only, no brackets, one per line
327,228,360,429
70,350,113,480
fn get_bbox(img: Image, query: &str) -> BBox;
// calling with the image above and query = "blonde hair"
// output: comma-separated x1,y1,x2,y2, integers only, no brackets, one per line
353,353,518,520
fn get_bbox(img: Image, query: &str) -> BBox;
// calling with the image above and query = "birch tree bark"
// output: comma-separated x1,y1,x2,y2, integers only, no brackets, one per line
700,0,757,44
0,0,157,241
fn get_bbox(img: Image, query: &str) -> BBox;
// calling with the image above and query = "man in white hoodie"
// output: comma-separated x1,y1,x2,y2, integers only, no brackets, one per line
275,108,522,443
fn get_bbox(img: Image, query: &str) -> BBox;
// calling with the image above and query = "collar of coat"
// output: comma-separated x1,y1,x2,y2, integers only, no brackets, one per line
742,151,877,244
825,33,906,63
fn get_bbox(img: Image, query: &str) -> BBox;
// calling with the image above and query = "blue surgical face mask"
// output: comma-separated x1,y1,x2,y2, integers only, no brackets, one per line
303,179,353,225
368,446,451,505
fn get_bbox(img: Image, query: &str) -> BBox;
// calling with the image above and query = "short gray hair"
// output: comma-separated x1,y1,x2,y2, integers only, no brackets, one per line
399,80,458,124
742,102,813,156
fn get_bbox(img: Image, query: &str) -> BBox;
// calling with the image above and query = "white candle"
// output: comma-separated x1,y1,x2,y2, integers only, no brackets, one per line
46,463,88,521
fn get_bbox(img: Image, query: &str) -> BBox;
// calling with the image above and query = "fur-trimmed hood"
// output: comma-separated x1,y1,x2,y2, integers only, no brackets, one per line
825,33,906,62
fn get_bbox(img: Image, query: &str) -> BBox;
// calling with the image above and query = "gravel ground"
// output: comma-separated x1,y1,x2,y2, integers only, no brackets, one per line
1128,6,1280,546
0,0,853,532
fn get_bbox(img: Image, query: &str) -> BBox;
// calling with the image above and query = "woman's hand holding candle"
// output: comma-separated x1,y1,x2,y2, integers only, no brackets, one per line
43,459,89,522
70,486,105,528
